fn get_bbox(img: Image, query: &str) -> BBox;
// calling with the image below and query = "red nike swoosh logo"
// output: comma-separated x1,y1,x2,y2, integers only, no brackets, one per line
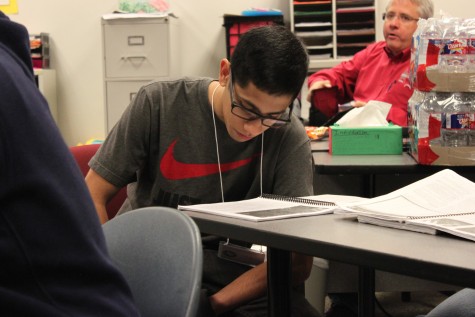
160,140,260,180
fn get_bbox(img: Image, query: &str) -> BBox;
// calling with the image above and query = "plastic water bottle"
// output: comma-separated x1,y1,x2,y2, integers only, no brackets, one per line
419,91,448,143
426,91,449,118
441,92,471,147
466,93,475,146
465,18,475,72
441,18,469,73
415,19,427,68
420,18,443,68
408,89,425,128
416,91,432,139
414,19,443,91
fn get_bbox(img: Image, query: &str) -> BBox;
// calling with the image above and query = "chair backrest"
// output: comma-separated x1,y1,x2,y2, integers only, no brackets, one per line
102,207,203,317
69,144,127,219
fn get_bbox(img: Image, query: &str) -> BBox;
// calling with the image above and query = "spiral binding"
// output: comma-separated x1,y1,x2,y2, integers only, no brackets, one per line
261,193,336,206
409,211,475,220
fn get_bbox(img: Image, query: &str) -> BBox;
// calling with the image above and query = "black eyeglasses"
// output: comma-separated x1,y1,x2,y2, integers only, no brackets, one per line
382,12,419,24
229,76,293,129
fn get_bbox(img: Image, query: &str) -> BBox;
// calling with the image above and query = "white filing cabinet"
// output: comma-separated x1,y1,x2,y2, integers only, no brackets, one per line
101,16,170,132
34,68,58,123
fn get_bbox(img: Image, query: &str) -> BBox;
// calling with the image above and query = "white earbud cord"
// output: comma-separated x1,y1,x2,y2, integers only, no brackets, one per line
210,82,225,202
210,81,265,202
260,131,264,197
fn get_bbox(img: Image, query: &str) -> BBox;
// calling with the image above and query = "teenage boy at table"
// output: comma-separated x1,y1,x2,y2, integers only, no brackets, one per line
85,25,320,316
0,11,140,316
306,0,434,127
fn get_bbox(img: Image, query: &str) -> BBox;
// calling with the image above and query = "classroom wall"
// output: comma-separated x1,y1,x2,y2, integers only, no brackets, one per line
10,0,288,145
8,0,475,145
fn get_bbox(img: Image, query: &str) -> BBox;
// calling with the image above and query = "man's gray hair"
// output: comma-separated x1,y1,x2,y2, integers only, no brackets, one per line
386,0,434,19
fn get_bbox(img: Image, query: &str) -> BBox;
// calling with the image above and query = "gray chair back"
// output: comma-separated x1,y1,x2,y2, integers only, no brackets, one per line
103,207,203,317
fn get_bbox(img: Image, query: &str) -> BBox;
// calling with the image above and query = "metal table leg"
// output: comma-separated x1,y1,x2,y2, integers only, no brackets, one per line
358,266,375,317
267,248,292,317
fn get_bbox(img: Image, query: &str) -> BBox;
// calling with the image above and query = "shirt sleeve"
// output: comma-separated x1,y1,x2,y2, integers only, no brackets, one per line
267,120,314,198
307,45,372,104
90,86,154,188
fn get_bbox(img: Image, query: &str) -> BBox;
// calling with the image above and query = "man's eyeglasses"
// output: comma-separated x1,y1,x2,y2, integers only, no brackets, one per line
229,76,292,129
382,12,419,24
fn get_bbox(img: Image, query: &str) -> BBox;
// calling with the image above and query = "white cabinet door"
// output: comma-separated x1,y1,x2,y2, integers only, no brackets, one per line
105,80,151,131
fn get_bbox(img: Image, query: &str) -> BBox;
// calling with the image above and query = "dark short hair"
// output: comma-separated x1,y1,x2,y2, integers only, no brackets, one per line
230,25,309,99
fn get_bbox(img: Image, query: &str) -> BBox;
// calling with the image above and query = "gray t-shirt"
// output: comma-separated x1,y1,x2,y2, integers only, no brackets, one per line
90,77,314,214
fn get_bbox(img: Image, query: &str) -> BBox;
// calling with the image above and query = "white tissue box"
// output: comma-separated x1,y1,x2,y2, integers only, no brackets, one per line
329,124,403,155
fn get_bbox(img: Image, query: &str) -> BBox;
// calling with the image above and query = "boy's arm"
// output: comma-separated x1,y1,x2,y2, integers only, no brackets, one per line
85,169,121,224
208,253,313,315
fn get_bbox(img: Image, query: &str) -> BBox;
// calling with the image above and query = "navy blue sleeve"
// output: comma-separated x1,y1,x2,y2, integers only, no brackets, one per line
0,11,139,316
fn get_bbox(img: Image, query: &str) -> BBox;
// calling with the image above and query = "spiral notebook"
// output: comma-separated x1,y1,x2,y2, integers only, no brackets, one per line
178,194,336,222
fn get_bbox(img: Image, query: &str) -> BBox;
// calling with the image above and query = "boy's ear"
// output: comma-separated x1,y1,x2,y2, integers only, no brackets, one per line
219,59,231,86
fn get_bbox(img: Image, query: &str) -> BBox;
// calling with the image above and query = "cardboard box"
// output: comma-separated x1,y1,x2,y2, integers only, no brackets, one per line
329,125,403,155
410,137,475,166
425,68,475,92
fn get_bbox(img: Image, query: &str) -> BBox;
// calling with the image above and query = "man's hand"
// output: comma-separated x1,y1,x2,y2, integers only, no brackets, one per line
306,80,332,102
351,100,367,108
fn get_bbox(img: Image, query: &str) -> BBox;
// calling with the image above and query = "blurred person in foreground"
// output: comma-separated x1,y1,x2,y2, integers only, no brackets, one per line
0,11,139,316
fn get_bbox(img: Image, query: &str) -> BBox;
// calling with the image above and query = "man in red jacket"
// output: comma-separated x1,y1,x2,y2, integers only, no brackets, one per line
307,0,434,127
312,2,435,315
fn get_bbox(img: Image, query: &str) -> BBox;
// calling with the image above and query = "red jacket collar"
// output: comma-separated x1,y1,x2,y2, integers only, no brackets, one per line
384,45,411,61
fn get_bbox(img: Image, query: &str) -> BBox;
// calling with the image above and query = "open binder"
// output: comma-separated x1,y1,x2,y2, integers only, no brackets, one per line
340,169,475,242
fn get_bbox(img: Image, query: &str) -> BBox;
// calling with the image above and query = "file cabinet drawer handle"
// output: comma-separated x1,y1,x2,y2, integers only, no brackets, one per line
128,35,144,46
121,55,147,60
